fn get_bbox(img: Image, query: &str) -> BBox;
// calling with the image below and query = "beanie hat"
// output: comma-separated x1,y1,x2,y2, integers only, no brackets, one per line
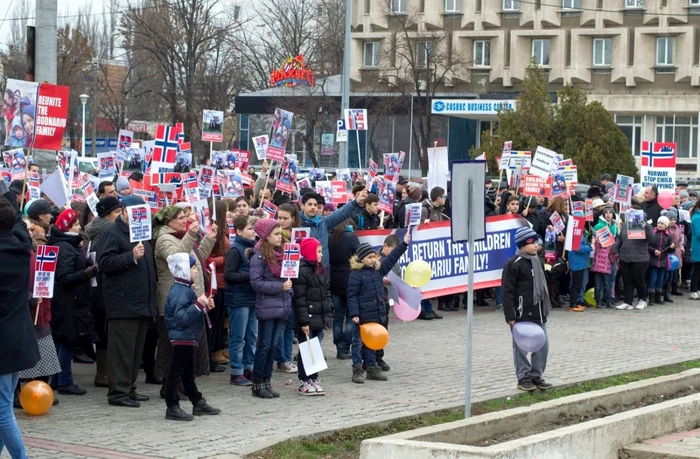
682,200,694,210
605,182,615,191
514,227,538,249
21,104,35,119
407,185,422,201
115,176,130,193
657,216,670,227
96,196,122,218
680,190,690,199
323,203,336,213
120,195,145,207
27,199,53,220
355,242,377,262
665,207,679,220
299,237,320,262
9,179,24,195
254,218,279,242
55,208,78,232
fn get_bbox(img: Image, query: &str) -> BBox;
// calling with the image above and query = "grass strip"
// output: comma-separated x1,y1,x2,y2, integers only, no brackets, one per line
249,359,700,459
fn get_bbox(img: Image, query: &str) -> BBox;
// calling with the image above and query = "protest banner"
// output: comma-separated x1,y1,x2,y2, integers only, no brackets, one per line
640,141,676,191
585,199,593,222
33,245,59,298
282,243,301,278
614,175,633,205
3,79,38,147
336,119,348,142
202,110,224,142
627,209,646,239
320,133,334,155
521,174,551,197
267,108,293,162
356,215,528,299
549,211,566,234
344,109,368,131
276,155,298,194
33,83,70,150
97,153,116,179
127,205,152,242
564,215,585,252
508,151,531,170
193,199,212,236
252,135,269,160
595,226,615,248
529,146,558,178
405,202,422,227
571,201,584,217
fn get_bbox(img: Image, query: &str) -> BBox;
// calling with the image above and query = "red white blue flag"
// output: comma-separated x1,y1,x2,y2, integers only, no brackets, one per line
153,124,179,164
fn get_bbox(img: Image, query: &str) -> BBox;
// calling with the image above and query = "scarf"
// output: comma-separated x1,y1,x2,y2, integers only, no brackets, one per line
300,212,320,228
516,248,551,315
268,249,284,278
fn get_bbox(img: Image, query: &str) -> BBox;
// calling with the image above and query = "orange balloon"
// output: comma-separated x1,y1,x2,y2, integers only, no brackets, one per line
20,380,54,416
360,323,389,351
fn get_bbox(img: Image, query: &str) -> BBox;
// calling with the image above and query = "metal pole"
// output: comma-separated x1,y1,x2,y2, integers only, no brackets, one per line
408,95,414,176
91,60,98,156
339,0,352,168
465,178,475,418
81,102,86,158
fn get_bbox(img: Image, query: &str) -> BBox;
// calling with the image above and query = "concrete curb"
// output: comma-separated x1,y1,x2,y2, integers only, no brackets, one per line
621,443,700,459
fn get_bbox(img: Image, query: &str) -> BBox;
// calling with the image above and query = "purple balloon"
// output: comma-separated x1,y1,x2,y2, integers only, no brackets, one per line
512,322,546,353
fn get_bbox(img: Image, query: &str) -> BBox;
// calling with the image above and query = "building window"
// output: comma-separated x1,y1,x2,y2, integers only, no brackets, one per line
562,0,580,8
391,0,406,13
592,38,612,67
691,0,700,5
625,0,644,7
656,37,675,67
473,40,490,67
532,39,550,66
363,42,380,68
656,115,699,159
503,0,520,11
417,41,433,68
239,114,249,152
614,115,643,157
445,0,460,12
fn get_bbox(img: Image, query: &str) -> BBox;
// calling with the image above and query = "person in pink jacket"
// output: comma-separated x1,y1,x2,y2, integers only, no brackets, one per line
664,208,684,301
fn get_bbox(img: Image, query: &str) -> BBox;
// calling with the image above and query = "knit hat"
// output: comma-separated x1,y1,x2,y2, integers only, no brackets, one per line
254,218,279,242
55,208,78,232
658,216,670,227
355,242,377,262
665,207,679,220
591,198,605,209
600,174,612,181
407,185,422,201
115,176,130,193
323,203,336,213
514,227,538,249
27,199,53,220
680,190,690,199
299,237,320,262
682,200,694,210
9,179,24,195
96,196,122,218
21,104,35,119
605,182,615,191
120,195,145,207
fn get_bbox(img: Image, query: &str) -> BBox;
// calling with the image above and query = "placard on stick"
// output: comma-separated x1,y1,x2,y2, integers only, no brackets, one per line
33,245,59,298
450,161,486,243
127,205,152,242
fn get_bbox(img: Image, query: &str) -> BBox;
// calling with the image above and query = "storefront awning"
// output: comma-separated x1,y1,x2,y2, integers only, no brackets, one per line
431,99,518,121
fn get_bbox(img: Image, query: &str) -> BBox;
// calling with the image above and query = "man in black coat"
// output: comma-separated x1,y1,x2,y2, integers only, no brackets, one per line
0,180,39,457
642,185,663,227
97,196,157,408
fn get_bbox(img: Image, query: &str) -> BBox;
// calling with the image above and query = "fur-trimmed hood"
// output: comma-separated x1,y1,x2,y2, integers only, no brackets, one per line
349,254,380,271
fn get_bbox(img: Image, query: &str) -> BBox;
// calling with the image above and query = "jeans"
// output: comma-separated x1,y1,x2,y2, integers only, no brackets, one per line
420,298,433,313
332,294,353,355
51,342,74,388
227,307,257,376
648,267,667,292
569,270,585,307
165,345,202,408
297,330,324,381
252,319,285,382
495,287,502,305
351,323,376,367
0,372,27,459
513,323,549,382
594,272,612,306
608,263,618,299
276,306,295,364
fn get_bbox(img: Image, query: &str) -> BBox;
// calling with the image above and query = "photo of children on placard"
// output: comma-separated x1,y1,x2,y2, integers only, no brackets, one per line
335,168,351,182
125,148,145,171
202,110,224,142
308,168,325,181
174,148,192,173
57,150,79,183
626,209,646,239
315,181,333,203
378,178,396,214
225,170,244,198
2,79,38,147
252,135,269,160
2,148,26,174
551,173,568,198
268,108,294,160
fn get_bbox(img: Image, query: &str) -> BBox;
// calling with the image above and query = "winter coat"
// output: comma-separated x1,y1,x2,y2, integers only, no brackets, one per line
301,199,362,271
421,200,448,223
154,225,215,316
249,249,292,322
567,235,592,272
613,224,656,264
501,254,548,325
396,198,418,228
591,240,613,274
523,206,545,229
47,228,97,347
537,211,567,257
6,117,26,147
690,212,700,264
209,237,229,291
223,236,256,309
649,228,674,269
328,227,360,297
86,216,113,312
292,260,332,331
164,280,208,345
0,189,40,374
642,198,663,227
97,217,157,320
354,208,380,230
347,241,407,324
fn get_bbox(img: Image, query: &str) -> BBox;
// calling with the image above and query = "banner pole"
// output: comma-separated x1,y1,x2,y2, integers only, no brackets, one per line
356,130,363,177
465,177,475,418
19,148,32,211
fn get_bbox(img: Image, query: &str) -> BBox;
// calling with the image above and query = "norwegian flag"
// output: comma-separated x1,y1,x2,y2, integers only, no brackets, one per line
36,245,59,272
150,172,181,185
175,122,185,144
131,206,149,223
153,124,179,164
199,167,214,186
178,142,191,154
100,155,114,171
641,141,676,168
284,243,301,262
262,200,278,216
182,172,197,188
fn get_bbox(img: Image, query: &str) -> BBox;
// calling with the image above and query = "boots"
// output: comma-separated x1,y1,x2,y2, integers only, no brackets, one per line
94,349,109,388
251,381,274,399
165,404,193,421
264,380,280,398
352,364,365,384
192,398,221,416
654,291,662,305
664,293,674,303
366,364,388,381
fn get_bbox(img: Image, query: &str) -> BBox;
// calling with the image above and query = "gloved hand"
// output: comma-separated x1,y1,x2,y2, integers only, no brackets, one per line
85,265,98,279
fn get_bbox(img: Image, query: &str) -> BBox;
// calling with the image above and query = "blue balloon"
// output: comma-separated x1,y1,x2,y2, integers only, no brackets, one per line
669,254,680,271
512,322,546,353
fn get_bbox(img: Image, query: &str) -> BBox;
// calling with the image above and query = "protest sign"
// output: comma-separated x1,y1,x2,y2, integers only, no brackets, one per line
529,146,558,178
595,226,615,248
276,155,298,194
296,177,312,193
585,199,593,222
681,209,691,222
33,83,70,150
551,173,568,198
202,110,224,142
127,205,152,242
3,79,38,147
508,151,531,170
368,159,379,181
331,181,349,204
97,153,116,179
427,146,449,191
193,199,212,236
262,200,278,218
503,140,512,155
316,181,333,203
564,215,585,252
627,209,646,239
209,261,217,295
79,174,99,216
544,229,557,263
344,109,368,130
2,148,27,179
320,133,334,155
336,119,348,142
219,170,244,198
521,174,551,197
181,171,198,203
252,135,269,160
152,124,179,172
560,165,578,189
405,203,422,227
298,337,327,375
290,228,310,244
383,152,405,183
198,166,215,199
133,189,159,209
640,141,676,191
268,108,293,162
336,168,352,182
282,243,301,278
235,150,251,170
117,129,133,155
614,175,634,205
40,169,68,209
175,143,192,172
377,177,396,214
571,201,584,217
28,172,41,199
549,211,565,234
308,168,325,181
33,245,59,298
499,153,510,171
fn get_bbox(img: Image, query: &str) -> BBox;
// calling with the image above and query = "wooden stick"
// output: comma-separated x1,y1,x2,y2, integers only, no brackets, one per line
257,159,274,210
34,298,41,326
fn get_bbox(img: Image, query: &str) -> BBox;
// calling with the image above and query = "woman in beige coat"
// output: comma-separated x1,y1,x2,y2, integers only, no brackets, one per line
152,206,217,391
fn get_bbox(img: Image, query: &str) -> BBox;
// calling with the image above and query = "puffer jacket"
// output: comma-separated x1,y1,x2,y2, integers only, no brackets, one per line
223,236,256,309
300,199,362,271
649,227,673,269
164,280,208,345
347,241,407,324
591,239,613,274
613,224,656,264
328,227,360,296
249,249,292,321
501,254,548,325
668,223,685,269
692,212,700,263
292,260,332,331
568,235,592,272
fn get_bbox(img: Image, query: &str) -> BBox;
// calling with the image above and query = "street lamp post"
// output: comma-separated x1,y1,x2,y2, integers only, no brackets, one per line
79,94,89,157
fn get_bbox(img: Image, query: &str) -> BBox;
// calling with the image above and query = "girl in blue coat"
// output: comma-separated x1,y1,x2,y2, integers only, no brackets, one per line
163,253,220,421
567,231,592,312
347,231,410,383
689,200,700,300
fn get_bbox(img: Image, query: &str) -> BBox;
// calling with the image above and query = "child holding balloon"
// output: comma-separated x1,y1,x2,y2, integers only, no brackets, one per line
347,231,410,383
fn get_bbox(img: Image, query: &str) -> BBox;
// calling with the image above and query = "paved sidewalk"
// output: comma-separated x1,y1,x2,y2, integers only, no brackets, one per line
6,300,700,459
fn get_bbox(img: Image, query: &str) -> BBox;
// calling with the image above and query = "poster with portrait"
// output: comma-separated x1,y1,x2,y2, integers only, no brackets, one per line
124,148,145,172
267,108,294,162
202,109,224,142
252,135,269,160
2,79,39,147
2,148,27,179
219,169,244,198
315,181,333,203
378,177,397,214
276,154,297,194
320,133,334,155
